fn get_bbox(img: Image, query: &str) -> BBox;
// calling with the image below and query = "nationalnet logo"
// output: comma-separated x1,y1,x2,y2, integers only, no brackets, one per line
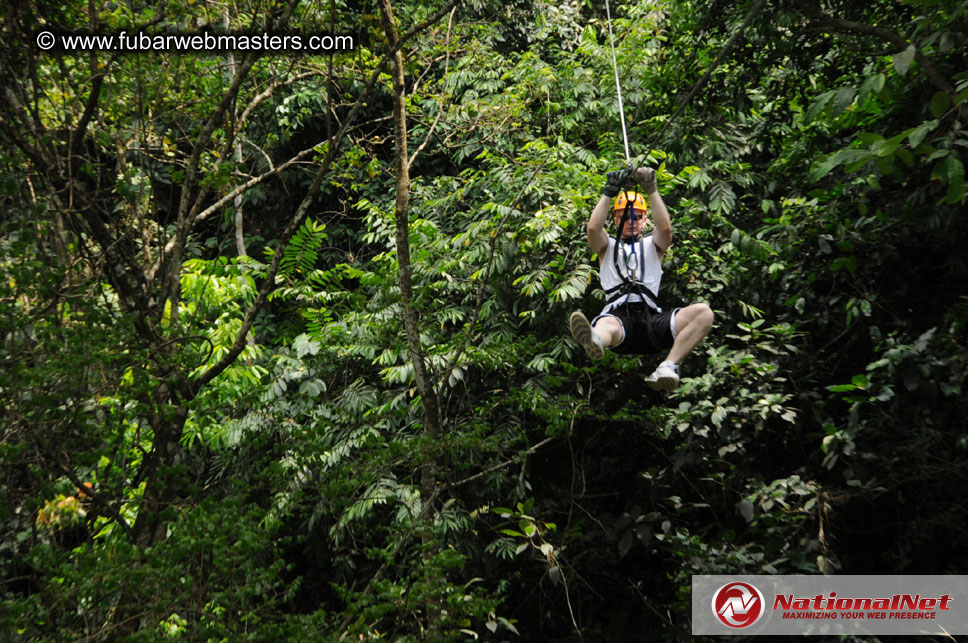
712,581,766,628
694,575,968,636
773,591,952,621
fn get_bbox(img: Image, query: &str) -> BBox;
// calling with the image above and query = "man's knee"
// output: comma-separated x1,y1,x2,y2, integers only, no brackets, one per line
694,303,714,330
594,315,624,347
679,303,713,335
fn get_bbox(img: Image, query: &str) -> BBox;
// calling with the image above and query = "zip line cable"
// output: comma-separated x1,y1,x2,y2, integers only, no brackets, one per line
604,0,631,165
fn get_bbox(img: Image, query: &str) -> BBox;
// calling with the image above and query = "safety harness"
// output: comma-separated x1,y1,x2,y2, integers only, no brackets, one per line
605,191,662,349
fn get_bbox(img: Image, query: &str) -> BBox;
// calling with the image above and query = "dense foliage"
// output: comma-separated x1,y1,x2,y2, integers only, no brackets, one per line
2,0,966,640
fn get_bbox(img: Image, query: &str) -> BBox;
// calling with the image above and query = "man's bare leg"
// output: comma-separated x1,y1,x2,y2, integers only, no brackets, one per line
648,303,714,391
570,312,624,360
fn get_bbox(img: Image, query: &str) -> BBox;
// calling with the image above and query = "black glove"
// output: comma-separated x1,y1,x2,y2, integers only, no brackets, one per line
601,168,631,197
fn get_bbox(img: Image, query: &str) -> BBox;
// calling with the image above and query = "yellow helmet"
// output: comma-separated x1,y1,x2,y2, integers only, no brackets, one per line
613,191,648,216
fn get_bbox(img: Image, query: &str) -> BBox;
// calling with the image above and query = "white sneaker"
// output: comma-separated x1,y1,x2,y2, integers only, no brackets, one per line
569,311,604,361
647,360,679,392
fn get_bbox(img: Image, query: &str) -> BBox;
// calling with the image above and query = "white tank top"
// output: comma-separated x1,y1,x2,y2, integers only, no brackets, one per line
599,235,663,313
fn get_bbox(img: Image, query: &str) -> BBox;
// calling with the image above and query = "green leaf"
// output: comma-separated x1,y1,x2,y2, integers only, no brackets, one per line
810,148,872,182
737,499,754,523
293,333,320,358
827,384,857,393
805,89,835,123
930,91,950,118
831,86,856,117
708,181,736,214
857,73,885,105
907,119,938,149
933,154,965,203
892,45,917,76
872,131,908,157
831,256,856,272
944,156,966,203
955,86,968,106
711,406,727,428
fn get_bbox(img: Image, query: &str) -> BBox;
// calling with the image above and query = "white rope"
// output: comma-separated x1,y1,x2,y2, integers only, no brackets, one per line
604,0,631,164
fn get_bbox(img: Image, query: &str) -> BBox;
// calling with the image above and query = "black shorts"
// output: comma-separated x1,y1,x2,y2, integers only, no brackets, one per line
593,302,678,355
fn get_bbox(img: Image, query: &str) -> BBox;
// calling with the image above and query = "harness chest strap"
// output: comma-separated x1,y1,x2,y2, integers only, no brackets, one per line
604,235,660,308
604,281,660,308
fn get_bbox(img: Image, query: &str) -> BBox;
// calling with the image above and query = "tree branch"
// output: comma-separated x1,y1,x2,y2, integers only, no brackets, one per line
440,436,557,492
408,5,457,168
69,54,115,159
802,6,955,95
644,0,768,157
238,69,323,131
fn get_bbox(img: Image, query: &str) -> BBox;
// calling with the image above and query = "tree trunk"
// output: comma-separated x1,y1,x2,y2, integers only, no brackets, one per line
225,11,248,260
378,0,443,504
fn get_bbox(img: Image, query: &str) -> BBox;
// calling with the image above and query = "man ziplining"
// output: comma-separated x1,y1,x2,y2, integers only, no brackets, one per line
569,166,714,392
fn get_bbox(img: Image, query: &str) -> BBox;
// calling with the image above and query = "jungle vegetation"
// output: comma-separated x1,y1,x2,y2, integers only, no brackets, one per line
1,0,966,639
